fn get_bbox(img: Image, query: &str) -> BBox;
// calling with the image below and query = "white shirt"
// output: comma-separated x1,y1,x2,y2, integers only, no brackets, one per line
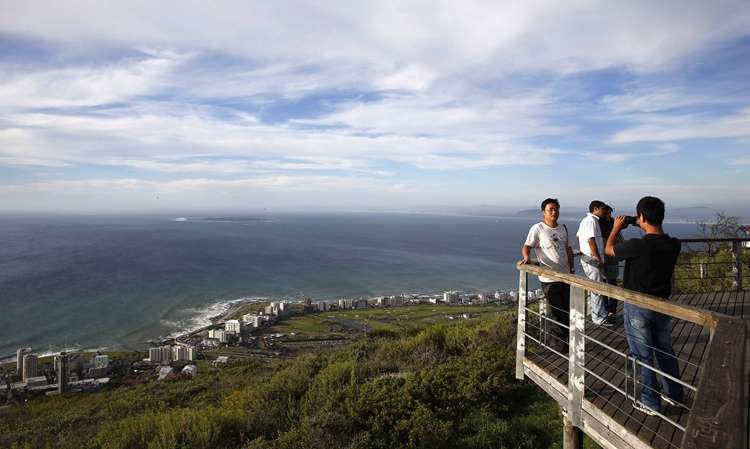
524,222,570,283
576,213,604,264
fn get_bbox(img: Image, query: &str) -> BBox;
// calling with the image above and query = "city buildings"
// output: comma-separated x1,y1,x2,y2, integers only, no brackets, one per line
56,352,69,394
16,347,31,378
148,346,173,363
22,354,38,383
172,345,196,362
443,291,460,304
225,319,241,334
208,328,227,343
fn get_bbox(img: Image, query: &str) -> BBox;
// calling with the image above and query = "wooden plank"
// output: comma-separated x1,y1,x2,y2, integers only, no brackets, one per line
519,263,719,327
682,317,747,449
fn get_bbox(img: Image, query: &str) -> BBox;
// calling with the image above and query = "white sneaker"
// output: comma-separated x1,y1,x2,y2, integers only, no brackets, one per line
660,395,682,408
633,402,660,416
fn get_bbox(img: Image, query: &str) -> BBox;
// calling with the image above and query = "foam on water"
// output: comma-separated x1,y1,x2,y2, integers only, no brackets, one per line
160,296,271,340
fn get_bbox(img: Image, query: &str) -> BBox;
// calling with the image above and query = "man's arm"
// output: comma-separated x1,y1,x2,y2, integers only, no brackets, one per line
605,215,627,257
520,245,531,264
588,237,604,266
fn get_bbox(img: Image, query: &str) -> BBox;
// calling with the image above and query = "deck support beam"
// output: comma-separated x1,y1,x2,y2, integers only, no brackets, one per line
568,285,586,427
563,417,584,449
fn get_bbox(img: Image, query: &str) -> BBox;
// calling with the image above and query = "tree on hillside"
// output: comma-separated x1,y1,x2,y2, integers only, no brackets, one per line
696,212,743,255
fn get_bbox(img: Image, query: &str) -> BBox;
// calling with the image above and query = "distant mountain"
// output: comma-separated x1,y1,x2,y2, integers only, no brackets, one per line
515,208,587,219
515,205,745,222
668,206,720,221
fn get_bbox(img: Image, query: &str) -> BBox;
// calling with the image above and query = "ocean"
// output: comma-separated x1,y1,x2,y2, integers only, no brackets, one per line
0,212,703,358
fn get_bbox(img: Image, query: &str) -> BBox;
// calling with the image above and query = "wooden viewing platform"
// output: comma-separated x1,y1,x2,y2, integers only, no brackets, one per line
515,252,748,449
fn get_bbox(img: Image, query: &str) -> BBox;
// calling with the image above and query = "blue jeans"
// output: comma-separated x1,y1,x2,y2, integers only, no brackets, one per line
623,304,684,409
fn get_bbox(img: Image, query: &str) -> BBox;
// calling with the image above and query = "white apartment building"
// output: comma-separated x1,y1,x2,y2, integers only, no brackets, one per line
208,328,227,343
22,354,38,383
172,345,196,362
148,345,174,363
338,299,353,309
16,347,31,378
225,319,241,334
443,291,460,304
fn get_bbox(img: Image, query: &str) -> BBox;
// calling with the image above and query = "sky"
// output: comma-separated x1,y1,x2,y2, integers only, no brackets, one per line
1,1,749,214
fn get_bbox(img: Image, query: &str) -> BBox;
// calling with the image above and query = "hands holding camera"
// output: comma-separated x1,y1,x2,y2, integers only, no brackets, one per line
613,215,638,232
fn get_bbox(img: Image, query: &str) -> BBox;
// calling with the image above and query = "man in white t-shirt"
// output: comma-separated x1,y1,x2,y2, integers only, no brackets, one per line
576,200,609,326
520,198,575,351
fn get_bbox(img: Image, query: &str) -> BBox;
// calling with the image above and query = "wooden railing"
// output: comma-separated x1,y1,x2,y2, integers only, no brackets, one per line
515,262,746,449
675,237,749,292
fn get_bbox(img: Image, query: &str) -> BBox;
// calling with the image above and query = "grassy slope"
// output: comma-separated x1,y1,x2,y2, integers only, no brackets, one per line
1,311,564,449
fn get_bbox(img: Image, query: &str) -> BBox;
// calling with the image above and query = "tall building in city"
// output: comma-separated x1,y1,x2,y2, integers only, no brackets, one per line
22,354,38,383
443,291,459,303
16,347,31,378
172,345,196,361
56,352,69,394
208,328,227,343
148,346,173,363
225,319,241,334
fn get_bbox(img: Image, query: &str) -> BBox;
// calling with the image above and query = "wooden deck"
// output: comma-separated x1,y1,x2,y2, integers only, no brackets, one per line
524,290,749,449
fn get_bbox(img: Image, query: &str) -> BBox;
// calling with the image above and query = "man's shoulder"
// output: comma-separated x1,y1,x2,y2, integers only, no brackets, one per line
577,215,592,226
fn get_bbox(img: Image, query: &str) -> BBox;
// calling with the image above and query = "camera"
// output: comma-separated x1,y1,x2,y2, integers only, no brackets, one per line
624,215,638,226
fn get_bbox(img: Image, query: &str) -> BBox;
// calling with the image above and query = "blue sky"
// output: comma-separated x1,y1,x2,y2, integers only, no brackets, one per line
1,1,749,213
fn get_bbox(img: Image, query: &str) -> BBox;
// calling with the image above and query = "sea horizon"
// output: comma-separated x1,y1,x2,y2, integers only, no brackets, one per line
0,210,708,359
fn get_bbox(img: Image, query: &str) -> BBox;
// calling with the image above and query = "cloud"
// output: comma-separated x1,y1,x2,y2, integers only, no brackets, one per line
600,88,732,114
0,51,185,110
582,145,679,163
609,109,750,143
729,155,750,166
1,1,749,75
1,2,749,210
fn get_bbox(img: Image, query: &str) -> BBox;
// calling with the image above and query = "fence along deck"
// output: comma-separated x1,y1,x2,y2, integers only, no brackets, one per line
515,262,746,449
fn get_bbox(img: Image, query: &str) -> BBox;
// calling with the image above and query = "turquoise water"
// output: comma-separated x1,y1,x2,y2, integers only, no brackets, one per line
0,212,701,357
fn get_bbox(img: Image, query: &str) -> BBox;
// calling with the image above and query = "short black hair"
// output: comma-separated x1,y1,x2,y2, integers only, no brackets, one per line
540,198,559,211
636,196,665,226
589,200,607,212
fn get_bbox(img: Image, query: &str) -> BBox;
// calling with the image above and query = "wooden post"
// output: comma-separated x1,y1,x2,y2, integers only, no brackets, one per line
516,270,528,380
568,285,586,427
563,416,584,449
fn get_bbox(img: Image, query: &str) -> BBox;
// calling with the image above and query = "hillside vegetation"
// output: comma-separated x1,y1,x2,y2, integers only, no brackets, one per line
1,313,563,449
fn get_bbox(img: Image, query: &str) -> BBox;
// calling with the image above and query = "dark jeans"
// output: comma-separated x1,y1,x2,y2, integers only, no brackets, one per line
623,304,684,409
541,282,570,346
